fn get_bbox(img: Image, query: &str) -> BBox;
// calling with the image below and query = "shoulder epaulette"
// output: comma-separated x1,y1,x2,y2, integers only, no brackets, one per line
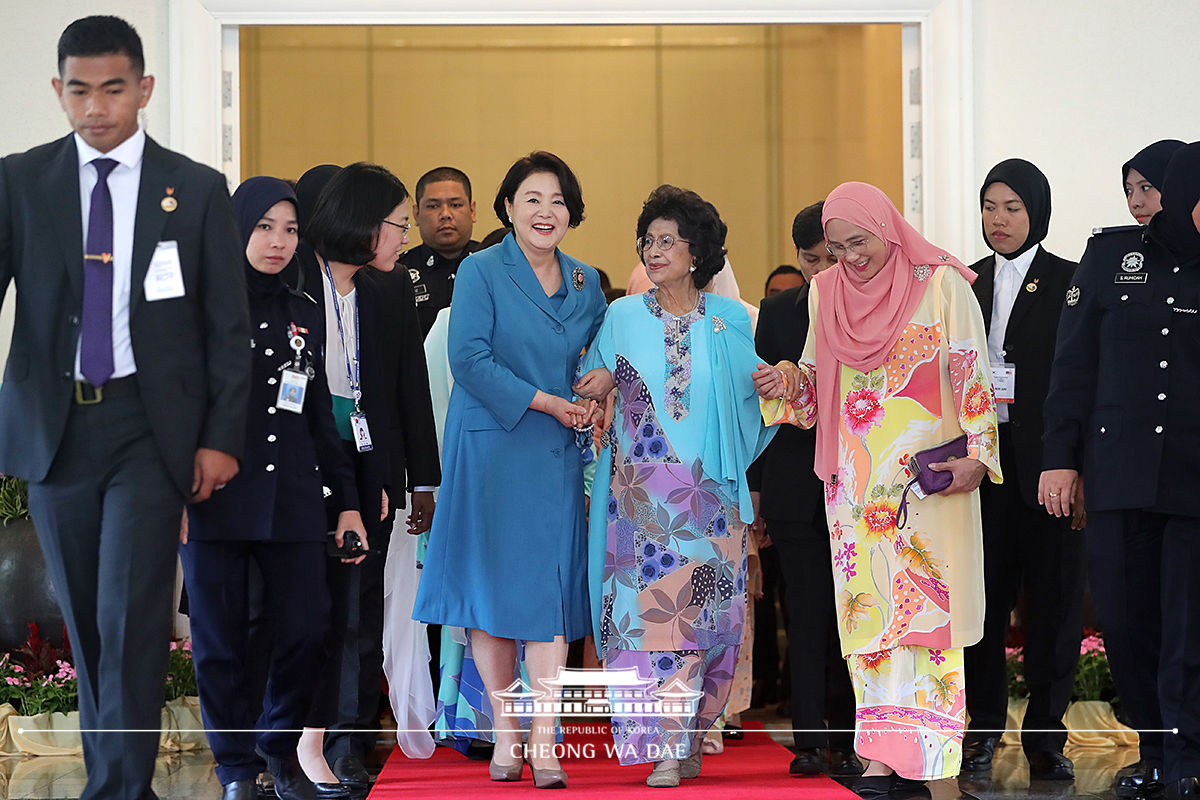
1090,224,1144,236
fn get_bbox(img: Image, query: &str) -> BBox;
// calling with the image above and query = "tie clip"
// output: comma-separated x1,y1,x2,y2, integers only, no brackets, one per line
84,253,114,263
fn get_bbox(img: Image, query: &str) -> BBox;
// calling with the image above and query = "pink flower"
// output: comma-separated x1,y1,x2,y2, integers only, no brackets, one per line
170,641,178,651
11,664,23,673
4,677,19,686
183,640,192,652
928,649,946,665
843,388,885,437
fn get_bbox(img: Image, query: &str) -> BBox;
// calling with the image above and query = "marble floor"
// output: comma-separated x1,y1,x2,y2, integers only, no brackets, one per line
0,715,1140,799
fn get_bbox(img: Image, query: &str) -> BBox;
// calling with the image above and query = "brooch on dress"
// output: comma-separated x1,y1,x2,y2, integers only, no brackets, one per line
572,266,585,291
913,264,931,282
712,316,726,333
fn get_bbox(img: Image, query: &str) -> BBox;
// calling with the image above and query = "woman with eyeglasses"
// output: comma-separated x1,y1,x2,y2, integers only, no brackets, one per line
290,162,411,796
413,151,606,789
754,182,1000,796
572,184,775,788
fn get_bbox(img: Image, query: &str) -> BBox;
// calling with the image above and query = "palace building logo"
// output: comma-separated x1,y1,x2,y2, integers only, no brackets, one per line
492,667,702,720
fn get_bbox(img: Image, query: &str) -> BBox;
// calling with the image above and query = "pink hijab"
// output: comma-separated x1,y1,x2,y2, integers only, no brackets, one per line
810,181,976,481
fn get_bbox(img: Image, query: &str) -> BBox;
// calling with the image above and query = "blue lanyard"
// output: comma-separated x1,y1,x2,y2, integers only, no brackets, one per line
323,259,361,410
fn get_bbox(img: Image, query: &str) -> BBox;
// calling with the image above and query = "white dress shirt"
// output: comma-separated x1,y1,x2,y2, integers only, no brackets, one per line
986,244,1038,423
321,267,358,400
73,128,146,380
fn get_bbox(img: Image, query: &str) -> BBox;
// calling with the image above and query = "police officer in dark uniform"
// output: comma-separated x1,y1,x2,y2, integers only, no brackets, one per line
1042,142,1200,800
397,166,479,338
183,177,367,800
962,159,1084,781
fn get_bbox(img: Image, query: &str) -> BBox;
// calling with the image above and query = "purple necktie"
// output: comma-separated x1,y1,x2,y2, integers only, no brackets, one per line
80,157,118,387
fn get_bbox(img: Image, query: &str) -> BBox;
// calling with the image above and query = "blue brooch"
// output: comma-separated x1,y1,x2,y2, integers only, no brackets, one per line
572,266,585,291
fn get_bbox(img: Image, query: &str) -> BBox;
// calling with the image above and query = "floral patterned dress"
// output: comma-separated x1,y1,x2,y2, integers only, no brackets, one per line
762,265,1001,780
585,291,775,765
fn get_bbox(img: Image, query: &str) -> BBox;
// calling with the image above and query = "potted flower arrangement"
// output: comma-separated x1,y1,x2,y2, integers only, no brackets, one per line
0,474,64,652
0,629,204,756
1004,628,1135,747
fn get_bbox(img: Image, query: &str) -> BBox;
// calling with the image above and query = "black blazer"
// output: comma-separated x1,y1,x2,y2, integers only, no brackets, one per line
188,281,358,541
746,285,825,523
296,244,392,521
0,134,250,494
970,246,1076,506
365,267,440,506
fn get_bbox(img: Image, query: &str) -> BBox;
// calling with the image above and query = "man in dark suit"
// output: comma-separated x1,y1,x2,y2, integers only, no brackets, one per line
0,16,249,800
748,202,859,777
962,159,1083,781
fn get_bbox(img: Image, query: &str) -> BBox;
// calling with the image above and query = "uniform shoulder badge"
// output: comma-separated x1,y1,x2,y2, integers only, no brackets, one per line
1066,286,1081,307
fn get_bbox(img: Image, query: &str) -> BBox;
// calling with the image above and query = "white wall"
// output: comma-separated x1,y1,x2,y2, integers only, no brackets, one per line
1,0,1198,344
970,0,1200,264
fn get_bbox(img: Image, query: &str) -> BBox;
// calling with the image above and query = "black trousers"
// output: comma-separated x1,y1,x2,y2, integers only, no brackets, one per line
964,425,1085,755
308,522,390,763
1159,513,1200,781
1086,509,1164,769
768,516,856,751
28,395,183,800
180,539,329,785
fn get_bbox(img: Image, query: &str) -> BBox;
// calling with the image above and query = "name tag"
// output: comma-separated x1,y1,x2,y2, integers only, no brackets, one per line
144,241,186,301
991,363,1015,403
350,411,373,452
1114,274,1148,284
276,369,308,414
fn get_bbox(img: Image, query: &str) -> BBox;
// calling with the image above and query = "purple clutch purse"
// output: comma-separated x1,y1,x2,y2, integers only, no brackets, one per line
895,434,969,528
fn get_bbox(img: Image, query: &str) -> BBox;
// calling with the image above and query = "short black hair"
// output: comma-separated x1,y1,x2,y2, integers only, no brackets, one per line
791,201,825,251
415,166,472,204
764,264,802,294
636,185,728,290
58,16,144,76
306,162,409,266
493,151,585,228
478,226,511,250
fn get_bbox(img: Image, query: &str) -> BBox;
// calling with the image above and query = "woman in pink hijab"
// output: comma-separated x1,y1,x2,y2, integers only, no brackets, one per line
754,182,1002,794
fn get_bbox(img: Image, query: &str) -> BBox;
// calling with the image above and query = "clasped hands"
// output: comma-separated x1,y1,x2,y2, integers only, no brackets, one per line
752,360,804,401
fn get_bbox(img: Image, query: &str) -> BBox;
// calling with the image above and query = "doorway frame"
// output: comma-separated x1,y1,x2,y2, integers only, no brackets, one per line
167,0,973,254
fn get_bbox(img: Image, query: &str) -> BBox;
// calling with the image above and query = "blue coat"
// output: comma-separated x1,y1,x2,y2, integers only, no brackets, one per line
413,234,607,641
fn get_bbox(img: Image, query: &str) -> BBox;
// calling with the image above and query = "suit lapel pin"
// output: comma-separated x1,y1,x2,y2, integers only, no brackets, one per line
572,265,585,291
1025,278,1039,293
160,187,178,213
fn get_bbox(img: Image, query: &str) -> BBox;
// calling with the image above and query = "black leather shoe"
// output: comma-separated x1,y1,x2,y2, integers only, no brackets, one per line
1116,761,1165,797
310,783,350,799
723,723,745,740
331,755,371,789
1165,777,1200,800
261,752,318,800
851,775,895,797
1028,750,1075,781
790,748,824,775
830,749,865,777
961,737,999,772
221,778,258,800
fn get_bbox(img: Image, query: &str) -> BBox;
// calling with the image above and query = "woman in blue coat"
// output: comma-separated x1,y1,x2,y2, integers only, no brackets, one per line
414,152,607,789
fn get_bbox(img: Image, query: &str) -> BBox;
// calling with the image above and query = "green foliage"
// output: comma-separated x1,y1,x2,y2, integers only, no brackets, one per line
0,474,30,523
163,641,198,701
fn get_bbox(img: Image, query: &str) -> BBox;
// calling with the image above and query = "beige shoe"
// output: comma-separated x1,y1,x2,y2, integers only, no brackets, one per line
489,757,523,782
681,749,702,779
646,761,681,788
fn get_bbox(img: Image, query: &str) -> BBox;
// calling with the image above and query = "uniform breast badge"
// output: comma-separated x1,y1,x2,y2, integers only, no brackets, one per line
1121,252,1145,272
1066,286,1081,307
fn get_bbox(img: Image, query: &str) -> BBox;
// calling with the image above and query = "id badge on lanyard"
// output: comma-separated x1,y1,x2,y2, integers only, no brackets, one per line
276,324,310,414
325,260,373,452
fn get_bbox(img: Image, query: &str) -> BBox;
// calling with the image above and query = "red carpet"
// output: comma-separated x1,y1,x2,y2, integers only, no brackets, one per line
369,722,858,798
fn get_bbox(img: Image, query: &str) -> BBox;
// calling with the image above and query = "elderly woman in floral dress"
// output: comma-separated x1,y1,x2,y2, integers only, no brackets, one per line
755,182,1000,796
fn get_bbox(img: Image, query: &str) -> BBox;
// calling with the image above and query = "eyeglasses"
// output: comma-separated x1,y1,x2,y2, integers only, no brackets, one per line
636,234,690,255
826,238,872,259
381,219,411,235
